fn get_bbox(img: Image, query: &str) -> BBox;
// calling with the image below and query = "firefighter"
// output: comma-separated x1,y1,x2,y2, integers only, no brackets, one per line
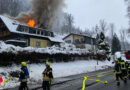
19,62,29,90
120,59,127,83
114,59,122,86
127,63,130,79
115,52,122,63
42,61,53,90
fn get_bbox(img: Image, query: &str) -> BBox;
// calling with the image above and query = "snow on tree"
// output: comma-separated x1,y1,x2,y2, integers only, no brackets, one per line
97,32,111,60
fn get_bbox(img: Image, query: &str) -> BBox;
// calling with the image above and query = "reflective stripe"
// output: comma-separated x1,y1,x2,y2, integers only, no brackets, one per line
43,76,50,81
120,62,126,70
116,71,121,74
22,79,27,82
21,70,24,73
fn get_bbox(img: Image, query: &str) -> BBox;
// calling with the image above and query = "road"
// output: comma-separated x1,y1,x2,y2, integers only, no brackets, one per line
38,73,130,90
86,75,130,90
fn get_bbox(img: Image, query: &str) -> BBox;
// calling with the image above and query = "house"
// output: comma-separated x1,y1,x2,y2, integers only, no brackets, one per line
63,33,96,51
0,15,63,48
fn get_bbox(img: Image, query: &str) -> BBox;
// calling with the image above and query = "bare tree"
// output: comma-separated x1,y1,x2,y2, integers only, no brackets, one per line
99,20,108,34
0,0,30,17
120,29,127,50
66,14,74,33
109,23,115,38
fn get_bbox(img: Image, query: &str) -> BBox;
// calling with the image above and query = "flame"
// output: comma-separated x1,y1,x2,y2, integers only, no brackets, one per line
27,19,35,27
24,16,35,27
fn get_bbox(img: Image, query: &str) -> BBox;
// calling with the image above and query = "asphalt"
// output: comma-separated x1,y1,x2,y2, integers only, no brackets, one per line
41,72,130,90
86,75,130,90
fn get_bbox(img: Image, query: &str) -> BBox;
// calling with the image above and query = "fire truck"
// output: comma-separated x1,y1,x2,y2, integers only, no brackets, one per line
125,50,130,63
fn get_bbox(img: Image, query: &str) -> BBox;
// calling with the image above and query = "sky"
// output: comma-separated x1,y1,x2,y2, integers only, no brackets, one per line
64,0,129,31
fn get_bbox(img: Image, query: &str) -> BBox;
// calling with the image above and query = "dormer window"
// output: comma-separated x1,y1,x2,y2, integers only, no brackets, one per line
17,25,54,37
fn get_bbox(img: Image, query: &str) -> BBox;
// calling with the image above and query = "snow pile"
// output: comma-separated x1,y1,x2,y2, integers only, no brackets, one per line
0,41,89,54
0,60,113,89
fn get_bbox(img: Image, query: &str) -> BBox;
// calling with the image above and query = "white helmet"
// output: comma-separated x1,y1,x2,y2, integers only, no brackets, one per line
115,52,121,58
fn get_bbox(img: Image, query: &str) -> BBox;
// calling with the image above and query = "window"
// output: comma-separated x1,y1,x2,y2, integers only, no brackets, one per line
66,40,71,43
75,39,80,44
48,32,51,36
37,30,40,34
45,31,48,36
81,38,85,43
36,41,40,47
85,37,91,44
17,25,24,32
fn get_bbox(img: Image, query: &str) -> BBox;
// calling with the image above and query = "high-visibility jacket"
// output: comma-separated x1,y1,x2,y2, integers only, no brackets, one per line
43,67,53,82
120,61,126,70
115,63,122,74
115,58,122,63
125,63,129,69
128,65,130,70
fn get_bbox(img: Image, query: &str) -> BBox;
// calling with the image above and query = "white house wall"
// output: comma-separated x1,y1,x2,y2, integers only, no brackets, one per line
85,44,92,50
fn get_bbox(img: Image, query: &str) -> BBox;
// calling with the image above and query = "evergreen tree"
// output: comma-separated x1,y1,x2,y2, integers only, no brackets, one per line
97,32,111,60
111,34,121,55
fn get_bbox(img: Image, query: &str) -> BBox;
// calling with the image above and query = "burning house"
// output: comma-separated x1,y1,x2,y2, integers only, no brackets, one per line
0,15,63,48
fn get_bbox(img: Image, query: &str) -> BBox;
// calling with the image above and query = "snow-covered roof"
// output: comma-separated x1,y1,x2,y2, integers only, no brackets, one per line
0,15,19,33
63,33,95,40
5,40,26,43
0,15,63,43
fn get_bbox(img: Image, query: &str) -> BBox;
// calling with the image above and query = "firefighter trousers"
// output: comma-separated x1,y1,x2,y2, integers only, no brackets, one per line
19,82,29,90
128,70,130,79
42,81,51,90
121,70,127,80
116,73,122,82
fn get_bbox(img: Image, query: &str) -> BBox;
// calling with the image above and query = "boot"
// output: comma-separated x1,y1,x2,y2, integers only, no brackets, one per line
117,82,120,86
124,78,127,84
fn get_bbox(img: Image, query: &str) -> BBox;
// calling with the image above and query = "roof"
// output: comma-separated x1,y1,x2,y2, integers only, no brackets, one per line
63,33,95,40
0,15,63,43
5,40,26,43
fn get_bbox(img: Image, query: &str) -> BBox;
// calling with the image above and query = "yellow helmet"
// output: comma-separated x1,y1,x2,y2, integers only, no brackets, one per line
115,59,118,62
21,62,27,66
45,61,50,66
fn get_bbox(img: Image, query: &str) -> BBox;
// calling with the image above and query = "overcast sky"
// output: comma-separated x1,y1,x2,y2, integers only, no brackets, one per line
64,0,129,31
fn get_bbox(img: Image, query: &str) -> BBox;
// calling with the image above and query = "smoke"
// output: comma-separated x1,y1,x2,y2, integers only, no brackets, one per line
15,0,65,29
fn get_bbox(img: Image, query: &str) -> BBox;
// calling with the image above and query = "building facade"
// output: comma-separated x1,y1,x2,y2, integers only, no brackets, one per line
63,33,96,51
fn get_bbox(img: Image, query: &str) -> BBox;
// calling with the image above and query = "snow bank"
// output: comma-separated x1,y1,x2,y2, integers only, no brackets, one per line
0,60,113,89
0,41,89,55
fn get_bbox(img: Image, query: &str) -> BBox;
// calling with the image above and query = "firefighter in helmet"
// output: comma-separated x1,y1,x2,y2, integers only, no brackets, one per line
19,61,29,90
120,59,127,83
114,59,122,86
126,62,130,79
115,52,122,63
114,52,127,85
42,61,53,90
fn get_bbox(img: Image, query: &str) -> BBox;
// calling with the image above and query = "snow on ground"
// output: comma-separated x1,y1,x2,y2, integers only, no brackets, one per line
0,60,113,89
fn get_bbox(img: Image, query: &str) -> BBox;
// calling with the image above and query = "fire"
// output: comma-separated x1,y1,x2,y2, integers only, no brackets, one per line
27,19,35,27
24,16,35,27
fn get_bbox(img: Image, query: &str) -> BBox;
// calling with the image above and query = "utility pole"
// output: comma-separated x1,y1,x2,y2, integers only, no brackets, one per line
95,25,99,65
